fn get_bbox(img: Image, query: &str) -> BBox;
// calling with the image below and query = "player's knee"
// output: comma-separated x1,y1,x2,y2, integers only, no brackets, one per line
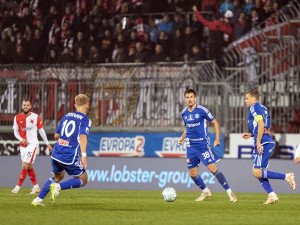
189,171,197,178
252,170,262,179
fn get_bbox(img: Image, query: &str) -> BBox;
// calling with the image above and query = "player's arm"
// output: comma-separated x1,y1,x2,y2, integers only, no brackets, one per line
294,144,300,164
210,119,220,147
193,6,215,28
178,127,187,145
80,134,87,169
255,115,264,154
38,128,53,152
13,117,28,145
242,133,252,139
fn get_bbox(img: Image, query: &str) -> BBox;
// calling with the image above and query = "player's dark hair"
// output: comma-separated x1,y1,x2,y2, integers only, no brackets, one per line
184,89,196,96
22,98,30,103
246,89,259,100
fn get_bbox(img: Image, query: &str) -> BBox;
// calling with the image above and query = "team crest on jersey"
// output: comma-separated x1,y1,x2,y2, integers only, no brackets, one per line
195,114,199,119
187,115,194,121
155,137,187,157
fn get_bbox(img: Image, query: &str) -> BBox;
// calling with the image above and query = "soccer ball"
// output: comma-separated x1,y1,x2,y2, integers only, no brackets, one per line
162,187,177,202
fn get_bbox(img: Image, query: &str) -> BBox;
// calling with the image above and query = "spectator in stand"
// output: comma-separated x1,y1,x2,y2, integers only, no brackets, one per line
74,47,86,64
244,0,256,16
220,0,234,16
135,41,149,62
191,44,205,61
143,32,155,53
0,29,14,63
157,31,170,54
61,6,74,30
254,0,266,20
21,6,34,28
63,29,74,50
73,31,86,54
72,7,86,35
48,19,60,44
13,44,28,63
170,28,185,61
171,12,187,39
232,0,244,24
101,29,114,62
44,36,61,63
86,45,103,64
234,12,249,40
193,5,233,67
190,13,203,42
127,30,140,51
58,47,74,63
167,0,185,12
144,18,159,43
250,8,262,29
112,43,128,63
157,14,173,35
127,46,136,62
43,6,58,35
184,26,198,58
97,17,112,40
33,8,43,27
113,23,124,39
150,43,169,62
46,49,58,64
29,28,46,63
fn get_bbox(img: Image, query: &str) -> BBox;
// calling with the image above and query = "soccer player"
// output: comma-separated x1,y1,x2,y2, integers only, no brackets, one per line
294,144,300,164
178,89,237,202
12,99,52,194
32,94,92,206
242,89,296,204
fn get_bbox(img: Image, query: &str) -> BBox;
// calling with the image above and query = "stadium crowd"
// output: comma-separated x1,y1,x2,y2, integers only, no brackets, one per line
0,0,291,64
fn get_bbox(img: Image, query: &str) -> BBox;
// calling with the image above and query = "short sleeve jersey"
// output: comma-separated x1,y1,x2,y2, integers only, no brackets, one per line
182,105,215,145
248,103,274,146
51,111,92,165
13,112,44,147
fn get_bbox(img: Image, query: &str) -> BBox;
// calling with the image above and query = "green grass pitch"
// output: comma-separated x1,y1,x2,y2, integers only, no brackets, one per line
0,188,299,225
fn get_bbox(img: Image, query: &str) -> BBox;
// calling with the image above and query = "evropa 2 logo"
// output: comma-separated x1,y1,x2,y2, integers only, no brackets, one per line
92,136,145,157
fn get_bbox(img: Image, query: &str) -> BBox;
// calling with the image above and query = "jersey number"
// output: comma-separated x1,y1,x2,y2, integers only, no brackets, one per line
61,120,76,137
202,151,210,160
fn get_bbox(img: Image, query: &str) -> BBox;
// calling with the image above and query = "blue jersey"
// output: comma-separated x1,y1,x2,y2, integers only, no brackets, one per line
182,105,215,147
248,103,273,147
51,111,92,165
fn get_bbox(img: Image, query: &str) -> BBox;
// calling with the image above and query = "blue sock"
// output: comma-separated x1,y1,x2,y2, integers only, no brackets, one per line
213,170,230,190
262,171,286,180
38,177,56,199
259,178,273,194
60,178,83,190
192,175,207,190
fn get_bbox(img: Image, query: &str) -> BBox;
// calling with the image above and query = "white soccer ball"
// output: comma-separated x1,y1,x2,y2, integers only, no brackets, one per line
162,187,177,202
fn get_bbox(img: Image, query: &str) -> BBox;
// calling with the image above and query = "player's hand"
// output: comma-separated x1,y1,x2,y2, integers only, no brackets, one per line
47,144,53,153
294,157,300,164
214,139,220,147
242,133,251,139
178,137,184,145
257,143,263,154
82,157,87,169
192,5,198,12
21,139,29,145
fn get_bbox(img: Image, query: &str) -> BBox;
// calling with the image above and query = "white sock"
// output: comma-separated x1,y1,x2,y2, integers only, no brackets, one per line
36,197,43,202
202,187,210,193
226,188,232,195
15,186,20,190
33,184,39,189
269,192,276,196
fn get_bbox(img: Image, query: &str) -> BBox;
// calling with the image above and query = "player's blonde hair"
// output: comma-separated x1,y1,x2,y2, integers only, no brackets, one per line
246,89,259,101
75,94,89,107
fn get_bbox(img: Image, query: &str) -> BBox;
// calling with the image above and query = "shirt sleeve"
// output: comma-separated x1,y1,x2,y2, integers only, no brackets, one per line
79,118,92,136
37,115,44,129
250,104,263,118
200,107,215,122
13,117,22,141
295,144,300,158
38,128,49,145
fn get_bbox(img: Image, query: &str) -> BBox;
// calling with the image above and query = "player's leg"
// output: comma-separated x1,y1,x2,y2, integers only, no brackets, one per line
32,159,65,206
12,160,29,194
27,145,40,193
187,150,211,201
206,163,237,202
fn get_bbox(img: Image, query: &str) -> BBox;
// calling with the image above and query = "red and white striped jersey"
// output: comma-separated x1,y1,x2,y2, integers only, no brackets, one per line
13,112,44,147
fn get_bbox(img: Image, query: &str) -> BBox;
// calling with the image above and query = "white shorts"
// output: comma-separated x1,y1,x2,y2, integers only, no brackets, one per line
20,144,39,164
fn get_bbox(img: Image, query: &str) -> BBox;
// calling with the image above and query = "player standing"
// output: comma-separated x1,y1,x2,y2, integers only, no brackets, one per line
12,99,52,194
178,89,237,202
242,89,296,204
32,94,91,206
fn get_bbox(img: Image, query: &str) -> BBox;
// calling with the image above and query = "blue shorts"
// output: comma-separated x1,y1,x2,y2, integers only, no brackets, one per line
252,142,274,169
186,142,220,169
51,158,85,177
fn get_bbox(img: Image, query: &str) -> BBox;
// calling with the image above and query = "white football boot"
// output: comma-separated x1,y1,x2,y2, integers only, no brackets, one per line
195,190,212,201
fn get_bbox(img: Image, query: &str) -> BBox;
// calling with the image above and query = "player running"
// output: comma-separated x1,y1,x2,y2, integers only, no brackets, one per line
32,94,92,206
242,89,296,204
12,99,52,194
178,89,237,202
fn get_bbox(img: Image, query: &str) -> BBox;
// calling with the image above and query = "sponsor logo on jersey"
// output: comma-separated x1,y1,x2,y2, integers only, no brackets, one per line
20,127,33,131
155,137,187,157
186,122,200,128
92,136,145,157
58,138,69,146
187,115,194,121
